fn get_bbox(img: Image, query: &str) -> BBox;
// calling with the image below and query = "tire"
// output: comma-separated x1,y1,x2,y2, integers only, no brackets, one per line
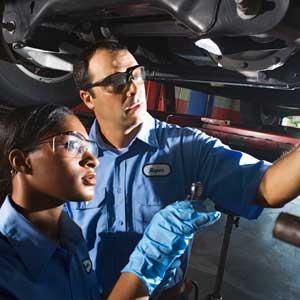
0,2,80,108
0,59,80,107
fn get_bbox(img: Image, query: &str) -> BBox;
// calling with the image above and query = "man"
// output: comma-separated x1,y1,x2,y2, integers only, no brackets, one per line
68,40,300,299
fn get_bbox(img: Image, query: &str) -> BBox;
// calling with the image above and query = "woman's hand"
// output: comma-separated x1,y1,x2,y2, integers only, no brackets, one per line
122,200,221,295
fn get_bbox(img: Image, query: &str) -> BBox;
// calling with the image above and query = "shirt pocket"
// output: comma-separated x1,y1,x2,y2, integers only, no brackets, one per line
76,187,106,210
134,203,162,233
134,176,175,205
72,189,108,233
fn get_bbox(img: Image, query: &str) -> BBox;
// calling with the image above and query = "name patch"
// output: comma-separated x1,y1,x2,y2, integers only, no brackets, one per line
143,164,171,177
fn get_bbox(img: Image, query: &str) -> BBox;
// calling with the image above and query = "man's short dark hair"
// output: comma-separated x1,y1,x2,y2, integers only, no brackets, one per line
73,40,128,91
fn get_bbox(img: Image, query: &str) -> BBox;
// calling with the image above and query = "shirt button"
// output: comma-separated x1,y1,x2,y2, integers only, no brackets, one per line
117,188,121,193
119,221,124,226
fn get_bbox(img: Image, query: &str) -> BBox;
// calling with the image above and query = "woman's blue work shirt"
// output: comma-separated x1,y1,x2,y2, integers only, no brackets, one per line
0,196,100,300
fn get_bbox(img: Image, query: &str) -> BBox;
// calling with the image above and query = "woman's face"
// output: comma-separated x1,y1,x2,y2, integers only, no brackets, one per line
25,114,99,204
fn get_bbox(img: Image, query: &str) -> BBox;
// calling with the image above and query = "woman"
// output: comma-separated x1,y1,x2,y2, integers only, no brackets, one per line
0,104,102,299
0,104,220,300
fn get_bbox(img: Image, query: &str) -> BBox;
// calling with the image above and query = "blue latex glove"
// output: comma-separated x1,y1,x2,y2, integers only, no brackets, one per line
122,200,221,295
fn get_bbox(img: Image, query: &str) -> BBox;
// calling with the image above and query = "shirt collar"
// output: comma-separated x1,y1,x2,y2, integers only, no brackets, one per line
0,196,83,279
89,112,159,150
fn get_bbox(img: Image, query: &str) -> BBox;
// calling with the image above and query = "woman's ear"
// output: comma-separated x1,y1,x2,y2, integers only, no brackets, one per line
80,90,95,110
8,149,32,174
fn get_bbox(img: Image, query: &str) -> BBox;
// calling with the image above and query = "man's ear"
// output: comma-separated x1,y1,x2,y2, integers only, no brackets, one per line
80,89,95,110
8,149,32,174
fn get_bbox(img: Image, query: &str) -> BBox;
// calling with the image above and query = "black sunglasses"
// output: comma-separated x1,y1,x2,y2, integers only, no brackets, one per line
82,65,146,94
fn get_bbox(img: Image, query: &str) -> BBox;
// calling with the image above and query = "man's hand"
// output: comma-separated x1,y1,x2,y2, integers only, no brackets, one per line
122,200,221,295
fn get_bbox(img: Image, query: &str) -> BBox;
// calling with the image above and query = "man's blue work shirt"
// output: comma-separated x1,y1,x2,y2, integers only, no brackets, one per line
66,112,270,294
0,196,100,300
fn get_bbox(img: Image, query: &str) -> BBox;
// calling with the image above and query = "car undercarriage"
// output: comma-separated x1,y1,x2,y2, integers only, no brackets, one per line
1,0,300,111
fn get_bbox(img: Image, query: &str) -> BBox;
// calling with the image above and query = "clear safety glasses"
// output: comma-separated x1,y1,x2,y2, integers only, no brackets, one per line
38,131,98,158
82,65,146,94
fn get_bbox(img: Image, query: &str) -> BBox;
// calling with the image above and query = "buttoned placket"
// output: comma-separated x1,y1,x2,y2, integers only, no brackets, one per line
55,247,74,300
114,155,127,231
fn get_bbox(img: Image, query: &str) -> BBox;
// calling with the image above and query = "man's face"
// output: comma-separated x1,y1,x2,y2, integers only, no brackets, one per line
85,49,147,132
